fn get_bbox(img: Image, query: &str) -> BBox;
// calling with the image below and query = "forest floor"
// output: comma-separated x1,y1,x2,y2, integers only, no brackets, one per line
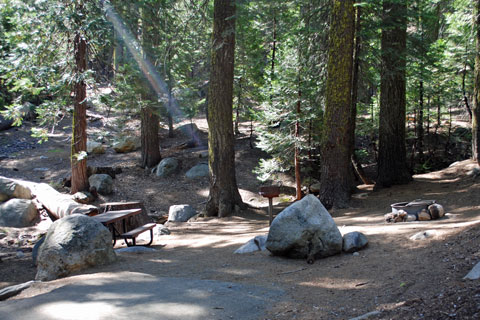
1,108,480,319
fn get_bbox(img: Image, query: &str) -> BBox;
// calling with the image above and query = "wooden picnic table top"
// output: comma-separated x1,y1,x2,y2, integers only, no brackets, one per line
91,209,141,225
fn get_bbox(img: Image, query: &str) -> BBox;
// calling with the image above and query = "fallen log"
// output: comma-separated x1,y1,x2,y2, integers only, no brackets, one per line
0,176,98,220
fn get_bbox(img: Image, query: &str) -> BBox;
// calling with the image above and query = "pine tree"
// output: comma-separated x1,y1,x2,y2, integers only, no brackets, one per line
377,0,412,187
319,0,355,209
473,0,480,164
71,2,89,193
206,0,244,217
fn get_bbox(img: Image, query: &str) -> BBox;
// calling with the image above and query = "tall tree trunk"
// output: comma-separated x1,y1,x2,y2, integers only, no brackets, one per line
350,3,361,156
377,0,411,187
140,107,161,168
139,7,161,169
472,0,480,164
319,0,355,209
295,88,302,201
463,44,473,121
167,51,175,138
417,80,424,163
206,0,244,217
235,77,242,135
71,31,89,194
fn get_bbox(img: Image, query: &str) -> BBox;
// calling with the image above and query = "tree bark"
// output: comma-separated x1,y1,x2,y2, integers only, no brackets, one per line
377,0,412,187
295,88,302,201
71,32,89,194
139,7,161,169
319,0,355,209
417,80,424,163
472,0,480,164
140,106,161,168
206,0,244,217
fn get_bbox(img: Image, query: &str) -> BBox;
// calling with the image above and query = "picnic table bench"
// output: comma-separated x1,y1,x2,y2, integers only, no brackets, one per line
91,208,156,247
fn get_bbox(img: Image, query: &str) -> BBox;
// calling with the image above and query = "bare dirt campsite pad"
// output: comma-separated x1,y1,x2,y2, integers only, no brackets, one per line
1,116,480,319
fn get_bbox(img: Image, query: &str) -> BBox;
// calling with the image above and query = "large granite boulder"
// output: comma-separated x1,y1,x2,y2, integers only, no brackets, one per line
185,163,209,179
0,176,32,202
168,205,197,222
266,195,342,260
88,174,113,195
0,199,39,227
35,214,116,281
154,158,179,177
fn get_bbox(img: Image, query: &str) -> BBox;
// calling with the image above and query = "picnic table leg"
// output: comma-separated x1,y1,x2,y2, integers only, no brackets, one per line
268,198,273,225
108,224,117,246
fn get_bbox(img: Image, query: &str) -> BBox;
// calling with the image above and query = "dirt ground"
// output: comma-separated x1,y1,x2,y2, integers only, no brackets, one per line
1,111,480,319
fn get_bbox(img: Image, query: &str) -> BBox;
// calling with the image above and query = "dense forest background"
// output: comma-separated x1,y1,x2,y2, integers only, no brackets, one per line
0,0,479,211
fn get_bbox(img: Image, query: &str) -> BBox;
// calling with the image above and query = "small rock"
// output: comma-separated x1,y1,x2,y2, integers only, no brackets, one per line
197,150,209,158
72,191,95,204
88,174,113,195
185,163,209,179
234,235,268,254
353,252,360,256
351,193,368,199
112,136,139,153
115,247,157,254
16,251,25,258
342,232,368,253
428,203,445,219
168,205,197,222
87,141,105,154
0,199,39,228
410,230,437,241
176,123,199,139
154,224,171,236
309,183,321,193
153,158,179,177
463,262,480,280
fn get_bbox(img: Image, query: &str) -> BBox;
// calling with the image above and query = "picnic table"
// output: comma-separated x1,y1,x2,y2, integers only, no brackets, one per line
91,209,155,247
